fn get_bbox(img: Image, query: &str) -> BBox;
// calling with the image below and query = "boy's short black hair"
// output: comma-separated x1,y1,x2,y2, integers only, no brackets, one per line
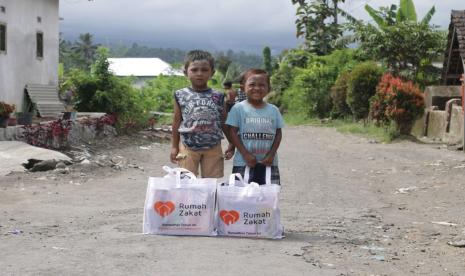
223,81,232,88
184,50,215,72
241,68,270,88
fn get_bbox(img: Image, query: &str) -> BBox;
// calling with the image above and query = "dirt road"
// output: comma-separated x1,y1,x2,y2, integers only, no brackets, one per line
1,126,465,275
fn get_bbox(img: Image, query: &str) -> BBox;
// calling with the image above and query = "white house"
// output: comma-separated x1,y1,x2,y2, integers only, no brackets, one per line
0,0,62,116
108,58,183,88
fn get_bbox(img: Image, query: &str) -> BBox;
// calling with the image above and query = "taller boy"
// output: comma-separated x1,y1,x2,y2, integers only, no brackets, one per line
170,50,231,178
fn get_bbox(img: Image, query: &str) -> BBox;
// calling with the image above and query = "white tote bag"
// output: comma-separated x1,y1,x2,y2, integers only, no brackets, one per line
143,166,217,236
217,167,283,239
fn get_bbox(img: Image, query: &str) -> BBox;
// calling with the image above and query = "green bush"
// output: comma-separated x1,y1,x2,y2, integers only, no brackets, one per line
294,64,335,118
272,49,362,118
70,47,146,130
140,75,189,113
330,71,352,118
346,61,383,120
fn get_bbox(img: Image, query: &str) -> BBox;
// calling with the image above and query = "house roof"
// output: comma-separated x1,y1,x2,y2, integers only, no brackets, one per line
441,10,465,85
108,58,183,77
450,10,465,57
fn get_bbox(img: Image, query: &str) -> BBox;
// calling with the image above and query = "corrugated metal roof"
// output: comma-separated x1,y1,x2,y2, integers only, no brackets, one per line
25,84,65,117
108,58,183,77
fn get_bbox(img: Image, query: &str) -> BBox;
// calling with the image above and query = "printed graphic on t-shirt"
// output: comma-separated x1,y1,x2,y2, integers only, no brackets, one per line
242,116,275,155
175,88,224,150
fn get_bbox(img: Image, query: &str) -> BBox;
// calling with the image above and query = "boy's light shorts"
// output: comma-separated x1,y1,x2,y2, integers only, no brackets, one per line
178,143,224,178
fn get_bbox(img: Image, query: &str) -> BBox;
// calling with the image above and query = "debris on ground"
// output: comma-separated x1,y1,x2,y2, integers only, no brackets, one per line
447,240,465,248
431,221,458,226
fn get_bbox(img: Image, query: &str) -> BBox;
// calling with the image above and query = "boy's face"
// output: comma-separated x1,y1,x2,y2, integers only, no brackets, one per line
185,60,214,90
244,74,269,102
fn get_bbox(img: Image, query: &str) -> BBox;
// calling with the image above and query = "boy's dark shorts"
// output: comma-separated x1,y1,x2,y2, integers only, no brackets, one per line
232,165,280,185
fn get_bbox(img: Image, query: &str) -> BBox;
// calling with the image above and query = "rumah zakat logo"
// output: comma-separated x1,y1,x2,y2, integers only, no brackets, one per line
154,201,175,217
219,210,240,225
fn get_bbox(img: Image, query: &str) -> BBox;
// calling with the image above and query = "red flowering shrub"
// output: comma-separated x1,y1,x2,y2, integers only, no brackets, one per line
0,101,15,117
370,73,425,134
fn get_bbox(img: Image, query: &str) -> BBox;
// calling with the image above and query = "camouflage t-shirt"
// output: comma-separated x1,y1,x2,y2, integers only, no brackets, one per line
175,87,224,150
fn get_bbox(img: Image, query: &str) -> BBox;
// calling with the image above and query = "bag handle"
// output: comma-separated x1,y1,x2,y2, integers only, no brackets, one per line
162,166,196,187
244,165,272,185
240,181,261,197
228,173,245,186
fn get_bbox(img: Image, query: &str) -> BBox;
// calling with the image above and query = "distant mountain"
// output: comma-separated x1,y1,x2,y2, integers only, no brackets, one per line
108,43,264,70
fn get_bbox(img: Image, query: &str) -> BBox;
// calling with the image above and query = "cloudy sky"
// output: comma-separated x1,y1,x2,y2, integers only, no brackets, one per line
59,0,463,53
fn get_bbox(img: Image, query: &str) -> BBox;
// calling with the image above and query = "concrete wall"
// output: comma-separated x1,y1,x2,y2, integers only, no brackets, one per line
427,110,448,140
424,86,461,109
0,0,59,111
413,105,464,146
446,105,464,145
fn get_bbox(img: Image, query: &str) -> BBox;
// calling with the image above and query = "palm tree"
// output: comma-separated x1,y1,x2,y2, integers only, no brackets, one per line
72,33,98,69
364,0,435,28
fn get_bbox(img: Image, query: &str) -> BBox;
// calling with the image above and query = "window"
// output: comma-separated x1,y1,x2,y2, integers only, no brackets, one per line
36,31,43,58
0,23,6,53
1,6,5,13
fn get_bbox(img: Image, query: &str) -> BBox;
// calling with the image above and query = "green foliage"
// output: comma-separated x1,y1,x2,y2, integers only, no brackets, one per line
279,48,315,68
215,55,232,77
140,75,189,113
269,48,316,108
364,0,435,28
346,61,383,119
349,1,443,87
71,33,99,70
263,46,272,75
292,0,346,55
271,49,360,118
70,47,145,128
330,71,352,118
224,63,242,83
293,64,335,118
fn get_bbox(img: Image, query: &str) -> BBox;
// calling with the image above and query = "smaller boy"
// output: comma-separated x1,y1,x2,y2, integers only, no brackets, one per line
170,50,232,178
226,68,284,185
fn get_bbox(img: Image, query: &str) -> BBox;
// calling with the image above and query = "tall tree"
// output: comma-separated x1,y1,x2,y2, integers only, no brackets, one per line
72,33,98,70
215,55,232,78
364,0,435,28
349,0,443,85
292,0,345,55
262,46,272,75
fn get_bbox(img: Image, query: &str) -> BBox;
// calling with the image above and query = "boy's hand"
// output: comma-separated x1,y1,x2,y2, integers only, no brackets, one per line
260,154,274,166
244,152,257,167
224,144,235,160
170,147,179,164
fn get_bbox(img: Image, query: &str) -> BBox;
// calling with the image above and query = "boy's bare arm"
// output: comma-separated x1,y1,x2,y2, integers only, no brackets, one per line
222,108,235,160
229,126,257,167
261,128,282,166
170,101,182,163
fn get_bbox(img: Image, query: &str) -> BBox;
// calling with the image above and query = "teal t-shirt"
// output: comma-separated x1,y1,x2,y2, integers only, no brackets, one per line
226,101,284,166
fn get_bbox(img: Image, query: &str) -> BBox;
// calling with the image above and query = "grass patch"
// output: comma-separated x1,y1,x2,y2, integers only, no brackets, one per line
328,120,394,143
283,113,319,126
284,113,394,143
